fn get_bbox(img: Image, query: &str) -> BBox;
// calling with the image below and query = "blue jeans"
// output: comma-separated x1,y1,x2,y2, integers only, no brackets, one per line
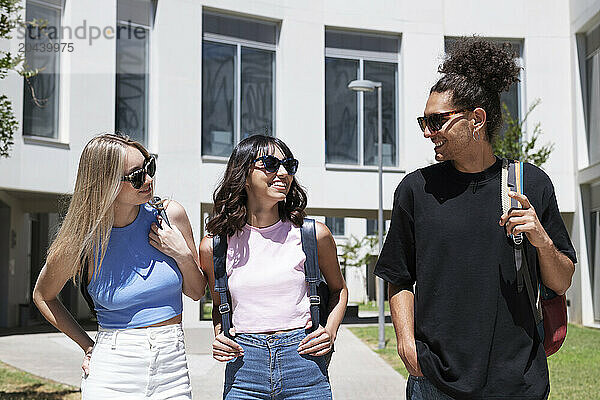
224,328,332,400
406,376,454,400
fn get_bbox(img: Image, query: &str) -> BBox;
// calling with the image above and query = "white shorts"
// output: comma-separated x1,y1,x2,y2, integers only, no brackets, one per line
81,323,192,399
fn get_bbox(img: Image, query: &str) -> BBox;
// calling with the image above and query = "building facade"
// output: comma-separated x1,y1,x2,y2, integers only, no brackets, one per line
0,0,596,328
568,0,600,328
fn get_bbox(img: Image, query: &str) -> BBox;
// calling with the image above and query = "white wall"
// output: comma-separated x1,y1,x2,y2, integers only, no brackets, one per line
0,0,584,325
1,0,578,227
569,0,600,327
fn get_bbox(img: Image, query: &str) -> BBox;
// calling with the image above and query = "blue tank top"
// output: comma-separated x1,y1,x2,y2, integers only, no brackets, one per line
87,203,183,329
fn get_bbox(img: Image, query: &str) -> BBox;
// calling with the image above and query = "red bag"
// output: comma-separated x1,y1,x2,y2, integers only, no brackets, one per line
541,290,567,356
504,160,568,357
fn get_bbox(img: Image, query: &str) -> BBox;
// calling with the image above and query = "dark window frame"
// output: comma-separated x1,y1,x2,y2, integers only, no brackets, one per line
325,216,346,237
115,0,154,146
202,12,278,158
584,25,600,166
22,0,63,139
325,29,400,167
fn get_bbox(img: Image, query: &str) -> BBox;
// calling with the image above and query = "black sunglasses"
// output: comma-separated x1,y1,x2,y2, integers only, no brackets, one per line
417,109,469,133
121,157,156,189
254,155,299,175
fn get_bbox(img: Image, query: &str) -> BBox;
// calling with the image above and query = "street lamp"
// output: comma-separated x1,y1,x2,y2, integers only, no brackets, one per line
348,79,386,350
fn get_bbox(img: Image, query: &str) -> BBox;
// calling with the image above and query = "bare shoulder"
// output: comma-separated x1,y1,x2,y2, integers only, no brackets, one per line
199,235,214,256
164,199,188,223
315,221,334,242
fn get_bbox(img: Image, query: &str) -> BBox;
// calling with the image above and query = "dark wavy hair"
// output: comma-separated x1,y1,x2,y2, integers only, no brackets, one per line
206,135,308,237
431,36,521,143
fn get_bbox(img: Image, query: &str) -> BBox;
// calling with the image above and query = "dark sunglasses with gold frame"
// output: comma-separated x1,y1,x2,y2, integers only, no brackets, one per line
417,109,470,133
121,157,156,189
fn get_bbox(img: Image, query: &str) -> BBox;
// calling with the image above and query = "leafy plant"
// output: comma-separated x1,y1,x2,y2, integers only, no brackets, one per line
0,0,23,157
339,235,379,270
0,95,17,157
492,99,554,167
0,0,42,158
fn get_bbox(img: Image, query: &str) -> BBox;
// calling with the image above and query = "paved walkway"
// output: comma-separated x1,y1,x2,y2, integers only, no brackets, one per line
0,322,405,399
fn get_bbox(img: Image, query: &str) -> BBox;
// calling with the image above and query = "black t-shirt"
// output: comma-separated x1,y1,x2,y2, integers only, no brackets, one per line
375,158,577,400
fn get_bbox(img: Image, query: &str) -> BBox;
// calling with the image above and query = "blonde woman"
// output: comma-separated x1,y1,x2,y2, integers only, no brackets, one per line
33,134,206,399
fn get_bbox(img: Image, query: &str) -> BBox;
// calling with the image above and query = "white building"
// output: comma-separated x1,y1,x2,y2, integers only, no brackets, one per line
0,0,597,329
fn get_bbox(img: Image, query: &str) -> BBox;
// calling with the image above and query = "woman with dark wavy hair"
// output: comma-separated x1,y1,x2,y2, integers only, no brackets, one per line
200,135,348,400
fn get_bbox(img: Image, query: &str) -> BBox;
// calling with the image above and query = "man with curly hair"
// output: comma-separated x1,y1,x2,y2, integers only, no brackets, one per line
375,37,576,400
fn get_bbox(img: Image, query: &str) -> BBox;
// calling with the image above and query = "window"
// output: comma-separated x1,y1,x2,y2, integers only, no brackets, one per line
202,12,277,157
366,219,377,236
591,209,599,319
115,0,153,146
587,183,600,321
366,218,389,236
325,30,399,166
444,38,523,134
585,25,600,165
22,0,62,138
325,217,345,236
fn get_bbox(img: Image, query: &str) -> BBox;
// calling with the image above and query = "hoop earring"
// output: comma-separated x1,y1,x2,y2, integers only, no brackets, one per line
472,130,480,141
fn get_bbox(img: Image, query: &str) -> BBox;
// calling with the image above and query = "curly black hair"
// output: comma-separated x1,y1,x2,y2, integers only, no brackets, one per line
431,36,521,142
206,135,307,238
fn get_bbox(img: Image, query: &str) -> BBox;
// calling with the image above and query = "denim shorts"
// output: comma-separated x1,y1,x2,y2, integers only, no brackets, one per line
406,375,454,400
81,324,192,399
224,328,332,400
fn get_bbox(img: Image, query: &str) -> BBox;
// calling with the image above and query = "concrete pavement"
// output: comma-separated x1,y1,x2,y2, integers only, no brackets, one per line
0,322,405,399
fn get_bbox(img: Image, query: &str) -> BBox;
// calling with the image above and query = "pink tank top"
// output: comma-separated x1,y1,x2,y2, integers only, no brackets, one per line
226,220,311,333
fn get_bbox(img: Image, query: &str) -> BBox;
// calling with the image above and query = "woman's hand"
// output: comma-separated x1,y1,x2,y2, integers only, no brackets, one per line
81,345,93,376
149,217,192,263
212,328,244,362
297,322,334,357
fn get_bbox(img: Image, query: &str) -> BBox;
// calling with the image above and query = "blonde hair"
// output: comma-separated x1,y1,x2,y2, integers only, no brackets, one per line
47,134,151,283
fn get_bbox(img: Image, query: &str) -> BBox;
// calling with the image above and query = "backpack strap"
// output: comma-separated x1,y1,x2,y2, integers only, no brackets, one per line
520,245,544,339
79,257,97,318
300,218,321,333
213,234,233,339
508,160,524,240
505,160,544,339
506,160,525,291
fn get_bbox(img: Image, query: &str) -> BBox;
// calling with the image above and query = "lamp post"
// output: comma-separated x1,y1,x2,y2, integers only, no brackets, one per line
348,79,385,350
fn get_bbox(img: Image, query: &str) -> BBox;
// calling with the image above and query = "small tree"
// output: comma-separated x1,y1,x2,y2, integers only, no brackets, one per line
0,0,42,158
0,0,22,157
339,235,379,273
492,99,554,167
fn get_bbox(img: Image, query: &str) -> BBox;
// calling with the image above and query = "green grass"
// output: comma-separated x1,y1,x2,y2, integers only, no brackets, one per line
202,301,213,320
0,361,79,400
356,301,390,313
547,324,600,399
349,324,600,399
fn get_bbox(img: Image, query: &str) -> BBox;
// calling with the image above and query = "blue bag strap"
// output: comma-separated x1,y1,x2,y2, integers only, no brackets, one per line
300,218,321,333
507,161,519,209
213,235,233,339
507,161,524,291
507,161,544,338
